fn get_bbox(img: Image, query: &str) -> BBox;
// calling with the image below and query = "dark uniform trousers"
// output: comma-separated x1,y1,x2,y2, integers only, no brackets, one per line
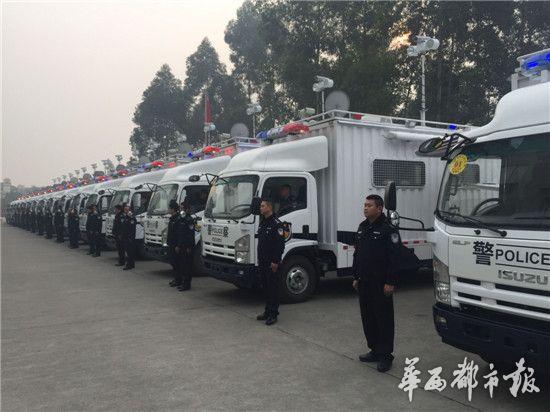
89,232,101,256
169,247,193,285
45,218,53,239
123,239,135,268
354,215,401,361
116,239,125,265
260,263,280,317
56,225,64,242
359,279,395,359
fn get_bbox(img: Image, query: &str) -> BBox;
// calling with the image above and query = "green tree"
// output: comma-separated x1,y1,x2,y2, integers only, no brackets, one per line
182,38,248,141
130,64,187,157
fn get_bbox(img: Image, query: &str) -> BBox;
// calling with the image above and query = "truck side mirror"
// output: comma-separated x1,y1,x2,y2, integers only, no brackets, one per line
189,175,200,182
251,197,262,215
101,197,109,210
384,181,397,211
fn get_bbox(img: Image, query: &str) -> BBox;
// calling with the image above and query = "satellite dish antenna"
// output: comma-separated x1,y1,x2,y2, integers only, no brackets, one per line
324,90,350,112
230,123,250,138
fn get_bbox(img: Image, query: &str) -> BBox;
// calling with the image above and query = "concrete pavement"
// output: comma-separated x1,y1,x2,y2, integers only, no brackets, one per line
2,225,548,410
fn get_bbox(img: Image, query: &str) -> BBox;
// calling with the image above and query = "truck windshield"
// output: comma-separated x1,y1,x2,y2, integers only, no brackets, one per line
132,191,154,215
437,133,549,230
147,184,178,215
85,194,98,208
204,175,259,219
108,190,130,213
182,185,210,214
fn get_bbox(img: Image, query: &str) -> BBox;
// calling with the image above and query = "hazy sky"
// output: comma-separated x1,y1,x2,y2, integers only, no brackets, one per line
2,0,243,186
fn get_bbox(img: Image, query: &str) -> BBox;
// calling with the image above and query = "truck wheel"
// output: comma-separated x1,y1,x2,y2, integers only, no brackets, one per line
193,243,206,276
278,255,317,303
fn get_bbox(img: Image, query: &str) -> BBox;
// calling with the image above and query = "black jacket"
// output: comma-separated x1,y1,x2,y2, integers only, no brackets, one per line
86,211,102,233
120,213,137,241
180,213,196,248
54,209,64,226
68,213,79,234
168,213,195,248
257,214,285,265
352,215,401,286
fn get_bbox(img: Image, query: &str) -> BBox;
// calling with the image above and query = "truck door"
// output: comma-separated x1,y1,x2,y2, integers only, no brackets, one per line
260,174,317,240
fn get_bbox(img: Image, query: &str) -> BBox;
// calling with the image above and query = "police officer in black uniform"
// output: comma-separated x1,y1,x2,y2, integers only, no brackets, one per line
176,200,196,291
36,205,44,236
67,208,80,248
44,206,54,239
352,194,401,373
54,205,65,242
86,204,102,256
29,206,36,233
112,204,125,266
120,204,137,270
167,200,184,288
256,199,285,326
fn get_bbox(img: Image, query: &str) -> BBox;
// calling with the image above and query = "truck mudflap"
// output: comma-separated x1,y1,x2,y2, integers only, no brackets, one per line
433,303,550,369
204,257,258,288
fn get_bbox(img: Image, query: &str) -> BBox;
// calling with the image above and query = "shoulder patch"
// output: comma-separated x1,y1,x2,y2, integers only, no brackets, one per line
391,233,400,244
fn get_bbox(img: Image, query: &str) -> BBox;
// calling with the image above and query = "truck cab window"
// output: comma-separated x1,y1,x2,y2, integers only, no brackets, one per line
261,177,307,216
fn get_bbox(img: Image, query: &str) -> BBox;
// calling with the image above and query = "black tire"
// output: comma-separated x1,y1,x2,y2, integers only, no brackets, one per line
278,255,318,303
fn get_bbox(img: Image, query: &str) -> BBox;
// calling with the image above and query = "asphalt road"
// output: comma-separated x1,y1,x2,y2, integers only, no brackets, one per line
2,224,548,411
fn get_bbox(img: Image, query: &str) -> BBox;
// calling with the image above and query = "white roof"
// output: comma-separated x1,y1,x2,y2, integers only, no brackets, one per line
469,82,550,142
118,168,167,189
223,135,329,174
159,156,231,185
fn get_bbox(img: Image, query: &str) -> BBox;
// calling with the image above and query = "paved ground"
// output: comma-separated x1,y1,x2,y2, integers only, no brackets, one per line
2,224,548,411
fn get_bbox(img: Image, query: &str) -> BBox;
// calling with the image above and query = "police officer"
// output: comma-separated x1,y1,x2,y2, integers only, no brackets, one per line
86,204,102,257
44,206,54,239
256,199,285,326
67,208,80,248
175,200,196,291
167,200,184,288
352,194,400,373
29,206,36,233
36,205,44,236
120,204,137,270
54,205,65,242
112,204,125,266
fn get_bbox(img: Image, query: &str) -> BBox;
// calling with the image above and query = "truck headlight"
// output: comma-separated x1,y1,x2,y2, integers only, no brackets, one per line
235,234,250,264
161,228,168,247
433,254,450,304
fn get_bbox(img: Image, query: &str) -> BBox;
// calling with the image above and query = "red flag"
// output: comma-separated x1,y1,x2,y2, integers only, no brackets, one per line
204,94,212,123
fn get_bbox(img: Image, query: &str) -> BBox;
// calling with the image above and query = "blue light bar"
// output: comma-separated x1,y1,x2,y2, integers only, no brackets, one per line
520,51,550,76
256,130,268,140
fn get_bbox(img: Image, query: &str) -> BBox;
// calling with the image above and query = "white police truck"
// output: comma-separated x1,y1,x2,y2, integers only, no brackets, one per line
416,49,550,368
200,112,469,302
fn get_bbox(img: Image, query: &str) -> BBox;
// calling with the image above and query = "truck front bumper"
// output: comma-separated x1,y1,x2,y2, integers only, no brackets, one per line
203,257,258,288
433,303,550,369
143,243,169,262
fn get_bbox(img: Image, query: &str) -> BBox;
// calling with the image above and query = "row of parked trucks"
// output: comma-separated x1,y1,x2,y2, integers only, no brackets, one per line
8,50,549,369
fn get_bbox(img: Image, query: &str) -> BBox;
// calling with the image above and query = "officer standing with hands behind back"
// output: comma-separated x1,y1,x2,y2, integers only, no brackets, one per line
54,205,65,243
86,204,102,257
120,204,137,270
112,204,125,267
256,199,285,326
352,194,401,373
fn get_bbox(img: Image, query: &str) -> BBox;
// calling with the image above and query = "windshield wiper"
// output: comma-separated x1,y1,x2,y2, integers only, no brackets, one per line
438,210,507,237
